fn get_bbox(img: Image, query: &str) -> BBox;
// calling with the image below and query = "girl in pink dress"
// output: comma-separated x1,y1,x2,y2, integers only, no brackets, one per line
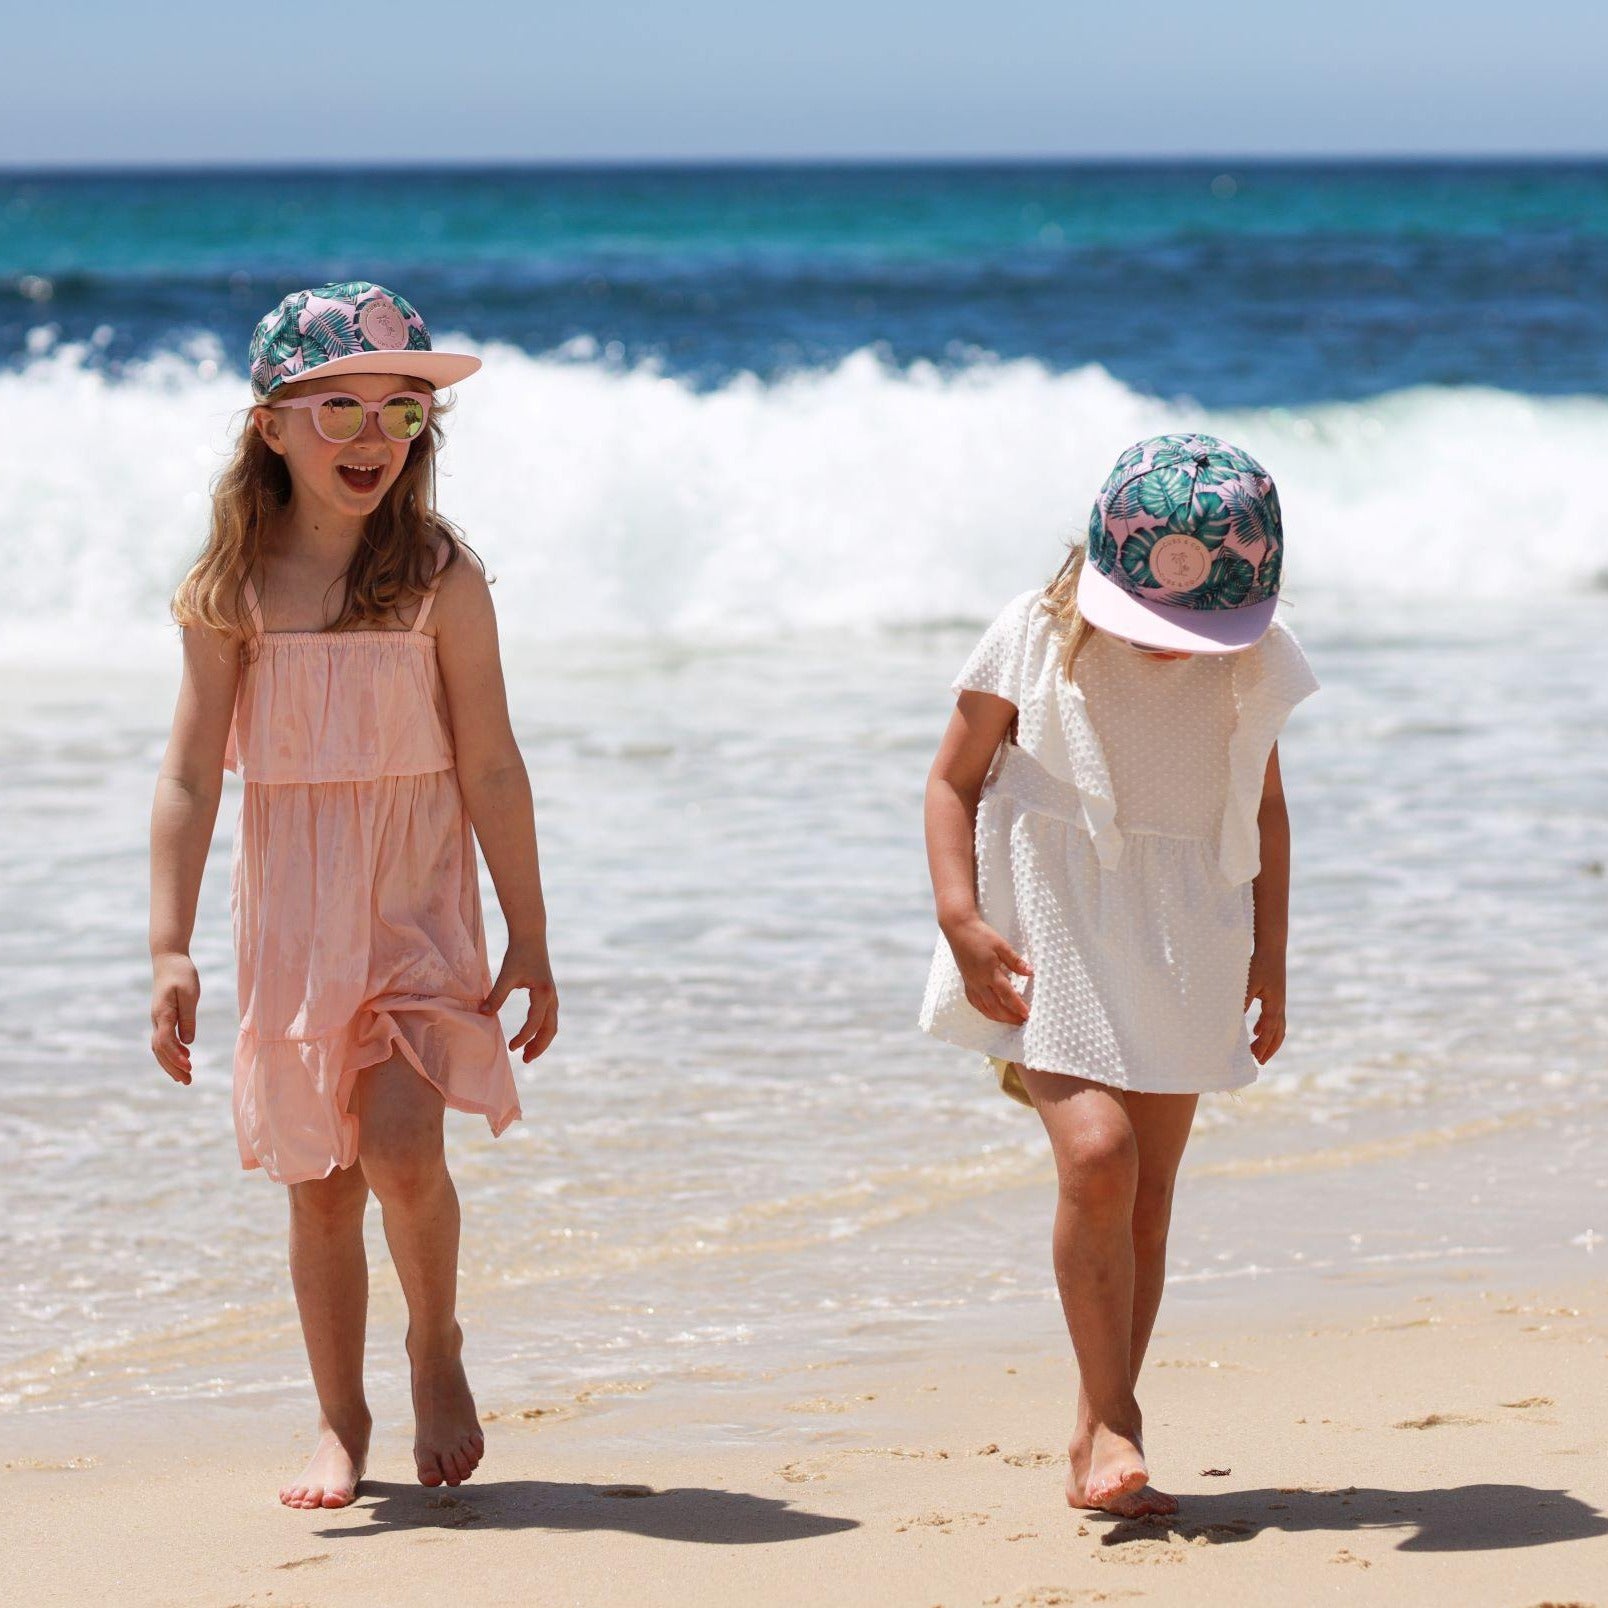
148,283,558,1511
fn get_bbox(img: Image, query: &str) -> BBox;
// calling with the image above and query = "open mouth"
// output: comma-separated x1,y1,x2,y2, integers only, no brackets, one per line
337,463,385,493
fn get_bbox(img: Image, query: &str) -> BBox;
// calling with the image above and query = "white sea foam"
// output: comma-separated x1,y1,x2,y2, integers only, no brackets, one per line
3,333,1606,665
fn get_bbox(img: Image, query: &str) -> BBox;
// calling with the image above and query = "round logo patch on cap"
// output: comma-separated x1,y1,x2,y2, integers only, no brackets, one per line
1149,533,1212,591
358,295,408,350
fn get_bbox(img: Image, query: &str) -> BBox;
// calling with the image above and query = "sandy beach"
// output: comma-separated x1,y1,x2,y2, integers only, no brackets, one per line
5,158,1608,1608
9,1274,1605,1607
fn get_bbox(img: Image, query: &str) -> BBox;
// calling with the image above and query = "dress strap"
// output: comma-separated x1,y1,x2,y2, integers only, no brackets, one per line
410,540,451,635
241,573,266,639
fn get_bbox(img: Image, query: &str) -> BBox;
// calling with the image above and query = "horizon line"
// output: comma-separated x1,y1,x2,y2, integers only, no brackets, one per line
4,150,1607,177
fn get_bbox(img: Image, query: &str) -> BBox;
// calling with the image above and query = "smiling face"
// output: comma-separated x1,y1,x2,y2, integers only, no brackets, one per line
253,371,429,520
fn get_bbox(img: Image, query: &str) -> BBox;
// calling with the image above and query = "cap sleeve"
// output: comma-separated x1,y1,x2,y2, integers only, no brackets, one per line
955,589,1125,871
951,589,1042,705
1218,617,1320,885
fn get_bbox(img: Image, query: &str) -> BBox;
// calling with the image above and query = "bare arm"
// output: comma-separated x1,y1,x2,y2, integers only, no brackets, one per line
1245,742,1290,1064
149,622,241,1083
432,555,557,1063
924,691,1033,1025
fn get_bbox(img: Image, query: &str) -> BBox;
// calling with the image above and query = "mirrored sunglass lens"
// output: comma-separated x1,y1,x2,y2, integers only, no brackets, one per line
380,397,426,440
316,397,366,440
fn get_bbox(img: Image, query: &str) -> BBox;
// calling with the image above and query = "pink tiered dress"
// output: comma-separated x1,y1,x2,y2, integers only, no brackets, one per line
223,541,522,1185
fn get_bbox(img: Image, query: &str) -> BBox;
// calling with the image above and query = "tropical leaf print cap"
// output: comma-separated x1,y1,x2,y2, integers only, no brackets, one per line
1077,433,1284,654
248,281,481,400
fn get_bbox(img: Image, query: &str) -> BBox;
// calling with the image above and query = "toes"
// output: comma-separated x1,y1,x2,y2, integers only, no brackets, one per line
1116,1486,1175,1518
417,1455,445,1487
1087,1466,1148,1507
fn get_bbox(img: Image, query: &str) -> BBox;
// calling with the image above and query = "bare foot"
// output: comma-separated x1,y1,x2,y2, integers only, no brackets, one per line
410,1328,484,1487
1103,1483,1179,1518
279,1414,369,1510
1067,1422,1149,1511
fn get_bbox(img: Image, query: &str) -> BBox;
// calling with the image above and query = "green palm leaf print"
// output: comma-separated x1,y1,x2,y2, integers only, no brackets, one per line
1254,546,1282,600
1222,480,1276,551
1088,503,1117,572
300,307,358,361
1190,489,1231,545
253,308,300,367
1136,465,1189,517
1118,528,1159,589
1195,550,1256,608
316,281,376,301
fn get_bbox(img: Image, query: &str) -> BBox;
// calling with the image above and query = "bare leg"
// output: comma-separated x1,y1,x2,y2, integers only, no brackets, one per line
281,1162,372,1509
1126,1088,1198,1376
1110,1088,1198,1516
356,1054,484,1488
1018,1068,1197,1517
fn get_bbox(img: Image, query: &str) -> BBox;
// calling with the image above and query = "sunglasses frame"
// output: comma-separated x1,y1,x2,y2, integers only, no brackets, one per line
266,389,434,443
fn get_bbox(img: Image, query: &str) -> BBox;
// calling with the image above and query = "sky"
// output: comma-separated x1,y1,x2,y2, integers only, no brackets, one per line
4,0,1606,166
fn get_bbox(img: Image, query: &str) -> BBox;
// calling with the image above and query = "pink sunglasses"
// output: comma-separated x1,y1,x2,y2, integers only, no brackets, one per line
268,390,433,443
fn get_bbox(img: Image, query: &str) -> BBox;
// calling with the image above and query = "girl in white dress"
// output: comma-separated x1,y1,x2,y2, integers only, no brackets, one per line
920,434,1317,1517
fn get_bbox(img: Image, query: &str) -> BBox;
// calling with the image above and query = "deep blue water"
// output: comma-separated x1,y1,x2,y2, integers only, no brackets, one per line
3,161,1606,404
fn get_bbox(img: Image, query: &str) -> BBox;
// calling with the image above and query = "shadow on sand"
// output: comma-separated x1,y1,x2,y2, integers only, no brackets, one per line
1095,1483,1607,1554
317,1477,859,1546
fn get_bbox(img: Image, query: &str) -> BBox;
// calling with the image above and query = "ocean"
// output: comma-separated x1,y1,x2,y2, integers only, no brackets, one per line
1,161,1605,1422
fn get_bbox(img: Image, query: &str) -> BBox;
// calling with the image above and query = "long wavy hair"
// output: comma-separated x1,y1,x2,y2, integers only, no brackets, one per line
171,381,475,655
1041,542,1097,682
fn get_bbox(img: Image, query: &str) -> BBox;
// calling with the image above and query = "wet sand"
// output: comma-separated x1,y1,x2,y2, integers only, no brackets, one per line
9,1275,1605,1607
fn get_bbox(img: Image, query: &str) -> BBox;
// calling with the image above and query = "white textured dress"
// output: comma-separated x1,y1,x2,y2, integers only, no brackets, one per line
919,589,1318,1104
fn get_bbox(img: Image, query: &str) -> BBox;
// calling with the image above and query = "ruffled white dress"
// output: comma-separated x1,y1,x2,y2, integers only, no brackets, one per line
919,589,1318,1105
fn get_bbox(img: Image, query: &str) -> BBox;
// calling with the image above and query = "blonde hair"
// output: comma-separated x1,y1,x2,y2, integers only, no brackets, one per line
1041,542,1097,682
171,382,474,654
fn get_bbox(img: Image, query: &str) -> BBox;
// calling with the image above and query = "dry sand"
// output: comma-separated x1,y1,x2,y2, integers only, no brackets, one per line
7,1276,1606,1607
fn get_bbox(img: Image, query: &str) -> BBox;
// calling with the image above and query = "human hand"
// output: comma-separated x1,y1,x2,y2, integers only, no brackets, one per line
1245,947,1286,1064
945,916,1032,1026
150,952,200,1084
481,939,559,1063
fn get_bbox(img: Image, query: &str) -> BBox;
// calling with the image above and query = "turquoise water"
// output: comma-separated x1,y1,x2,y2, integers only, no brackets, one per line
4,160,1607,401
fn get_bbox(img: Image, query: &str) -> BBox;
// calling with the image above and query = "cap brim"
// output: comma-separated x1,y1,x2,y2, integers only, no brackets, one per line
1076,559,1275,654
263,350,482,396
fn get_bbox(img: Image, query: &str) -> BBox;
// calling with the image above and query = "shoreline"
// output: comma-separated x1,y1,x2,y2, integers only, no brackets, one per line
10,1274,1606,1607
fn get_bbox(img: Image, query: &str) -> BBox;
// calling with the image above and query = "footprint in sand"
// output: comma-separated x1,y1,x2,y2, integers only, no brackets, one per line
275,1555,329,1571
994,1590,1145,1605
778,1447,949,1484
1003,1449,1064,1468
1500,1396,1556,1409
1099,1517,1253,1558
1098,1535,1186,1566
1392,1412,1484,1429
425,1495,481,1526
893,1510,989,1534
